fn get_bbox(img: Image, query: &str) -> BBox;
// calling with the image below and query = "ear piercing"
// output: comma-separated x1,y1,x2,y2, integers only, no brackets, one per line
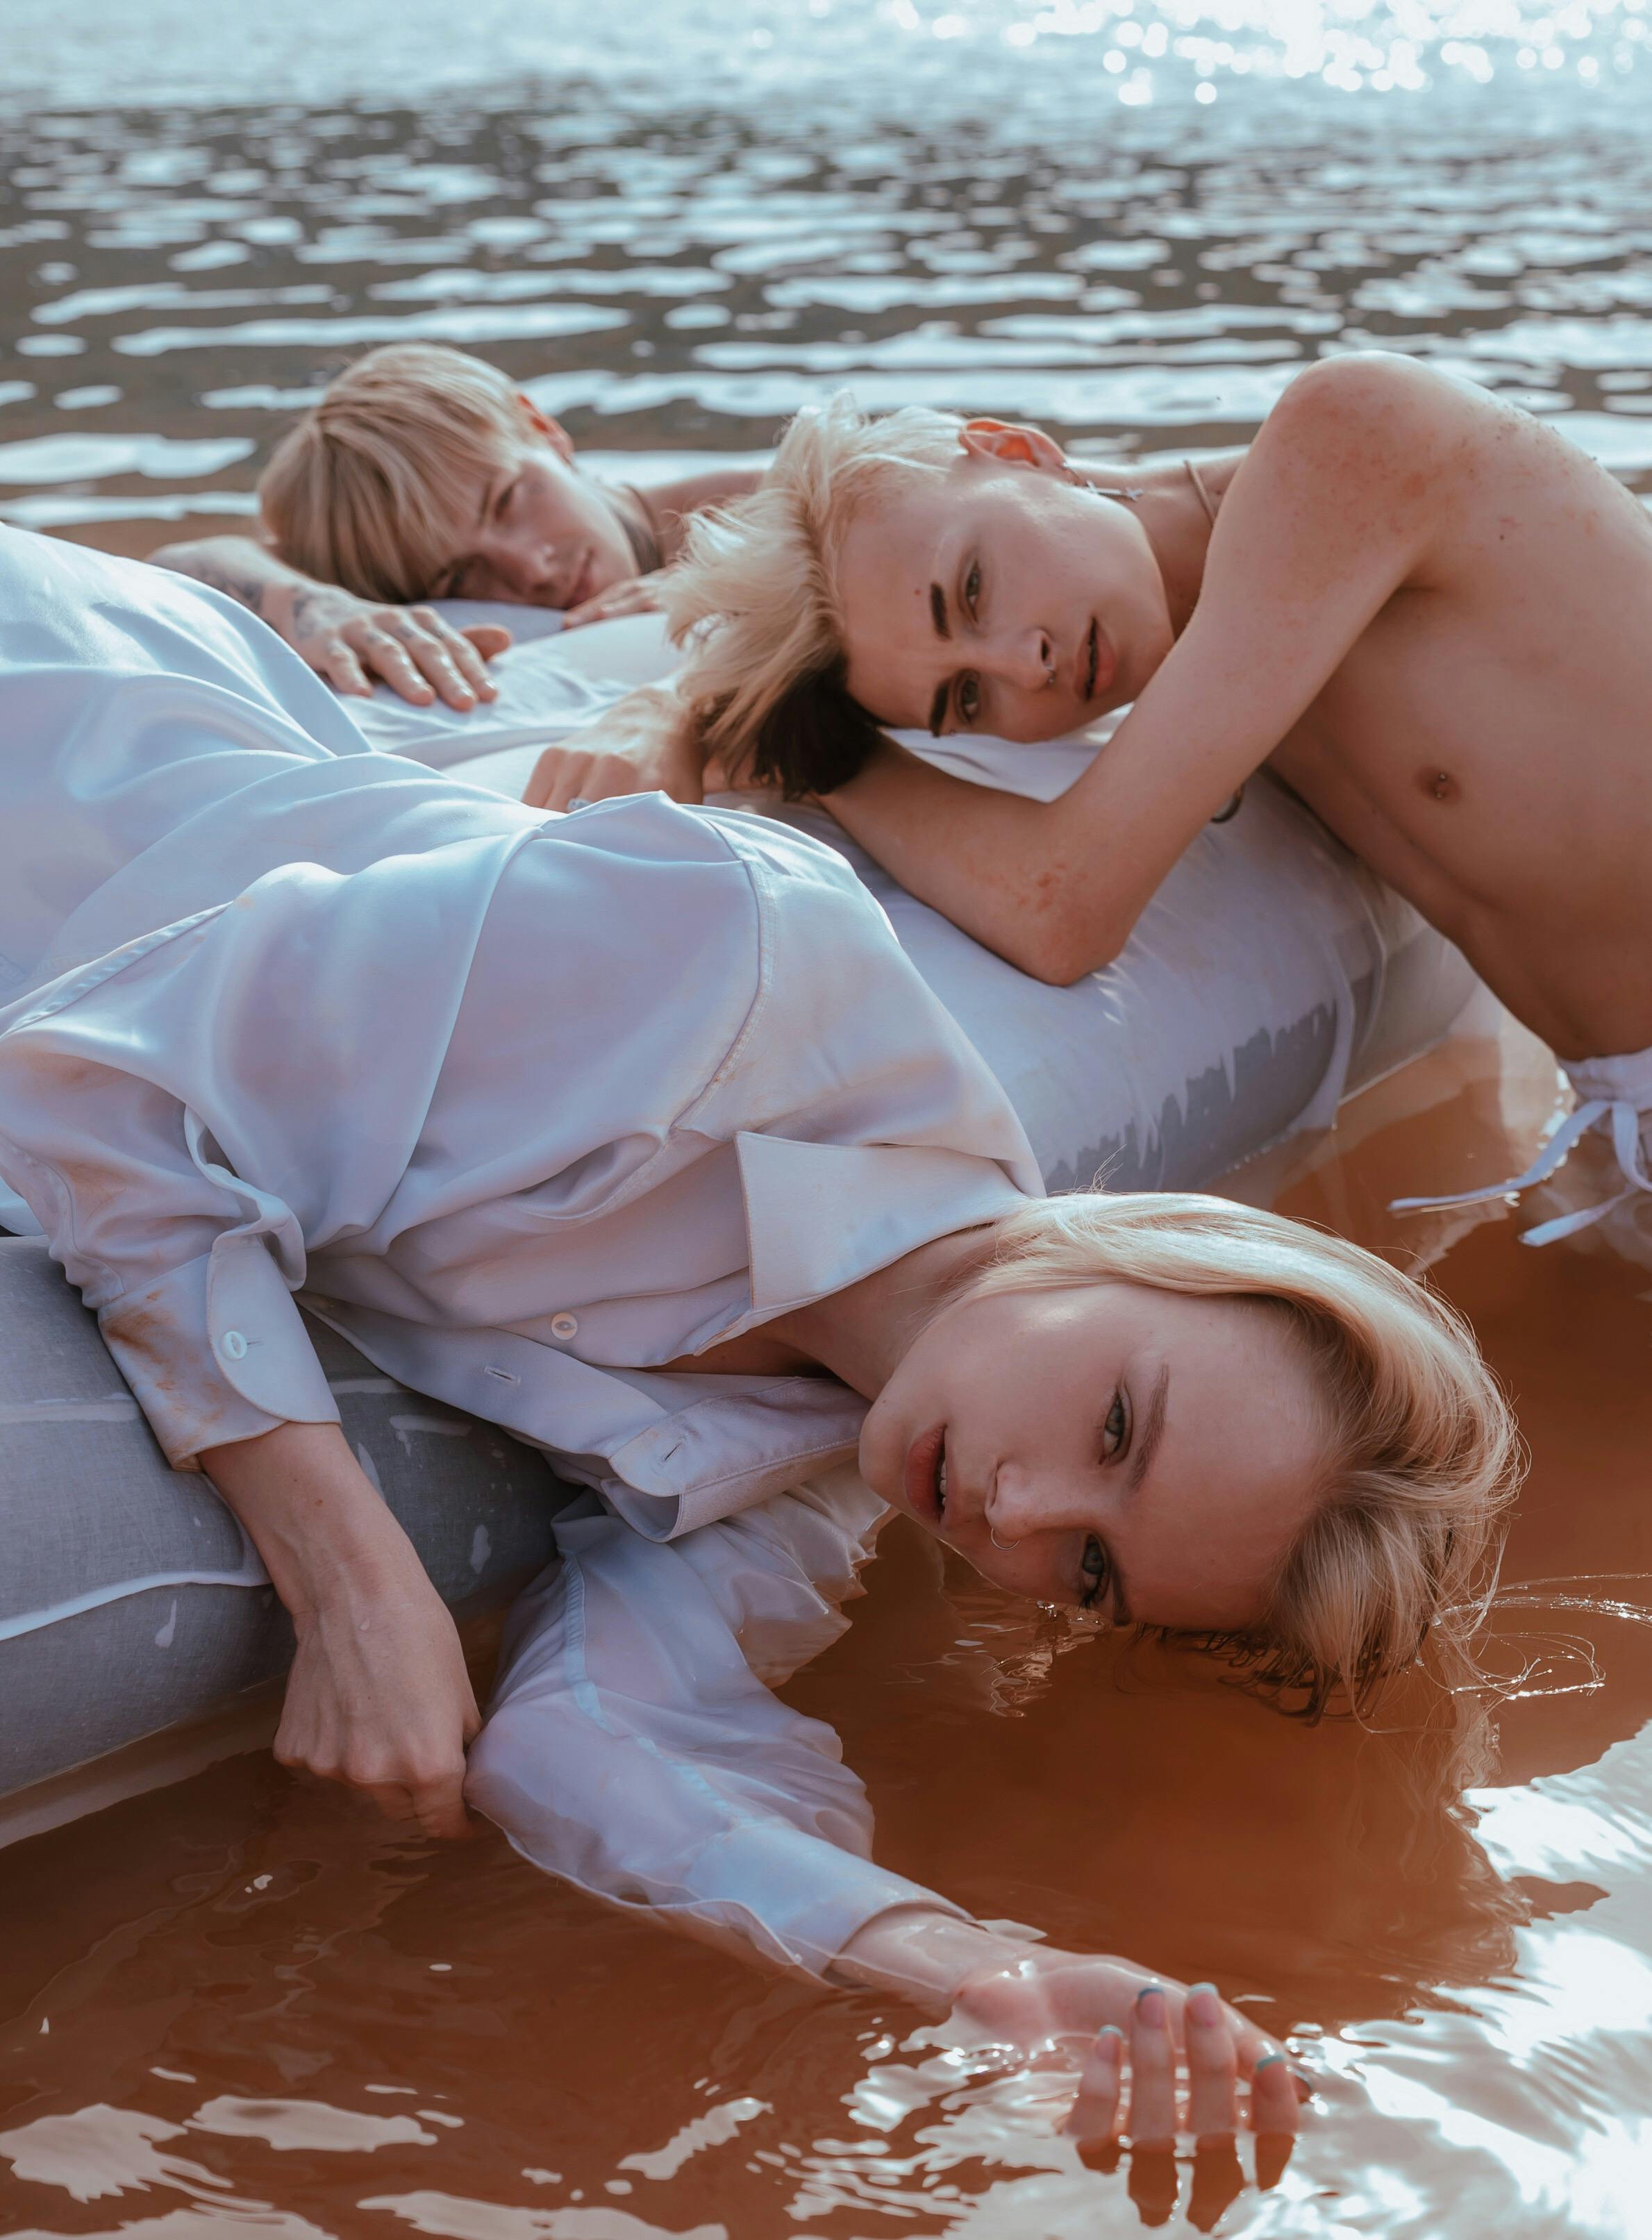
990,1525,1015,1551
1065,462,1143,504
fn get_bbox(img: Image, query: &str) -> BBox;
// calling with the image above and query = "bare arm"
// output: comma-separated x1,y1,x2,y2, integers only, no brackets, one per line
151,534,511,711
636,463,765,562
559,467,765,630
202,1421,481,1838
824,356,1446,983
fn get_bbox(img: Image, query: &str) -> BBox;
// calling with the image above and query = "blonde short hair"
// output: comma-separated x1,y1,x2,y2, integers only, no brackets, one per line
258,344,531,603
960,1192,1521,1719
667,392,965,794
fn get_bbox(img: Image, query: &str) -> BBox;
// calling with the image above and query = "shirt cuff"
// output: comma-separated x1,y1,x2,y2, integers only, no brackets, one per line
99,1235,340,1469
669,1821,973,1980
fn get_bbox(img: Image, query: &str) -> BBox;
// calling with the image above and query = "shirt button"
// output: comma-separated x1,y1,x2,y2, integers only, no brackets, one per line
550,1313,579,1342
219,1330,249,1361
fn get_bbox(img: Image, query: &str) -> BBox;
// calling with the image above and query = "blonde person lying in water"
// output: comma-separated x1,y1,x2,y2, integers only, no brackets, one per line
0,532,1517,2159
151,342,760,711
531,356,1652,1252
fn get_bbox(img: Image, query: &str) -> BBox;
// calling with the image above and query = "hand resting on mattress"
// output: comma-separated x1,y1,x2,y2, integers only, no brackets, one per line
521,678,714,811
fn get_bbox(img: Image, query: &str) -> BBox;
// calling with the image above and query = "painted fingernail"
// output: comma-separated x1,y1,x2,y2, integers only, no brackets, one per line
1187,1983,1222,2027
1253,2052,1286,2073
1096,2023,1124,2049
1135,1984,1167,2023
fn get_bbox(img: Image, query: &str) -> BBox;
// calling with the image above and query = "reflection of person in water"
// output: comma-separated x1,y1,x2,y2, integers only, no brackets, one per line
0,529,1517,2139
532,362,1652,1259
151,343,760,705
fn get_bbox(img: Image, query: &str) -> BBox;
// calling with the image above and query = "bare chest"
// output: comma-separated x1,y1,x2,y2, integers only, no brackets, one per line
1269,530,1652,935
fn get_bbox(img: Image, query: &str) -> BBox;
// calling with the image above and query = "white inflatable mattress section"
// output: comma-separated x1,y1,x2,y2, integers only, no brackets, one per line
360,603,1480,1192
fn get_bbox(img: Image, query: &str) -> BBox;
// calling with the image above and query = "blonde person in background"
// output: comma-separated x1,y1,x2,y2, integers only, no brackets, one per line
151,342,760,712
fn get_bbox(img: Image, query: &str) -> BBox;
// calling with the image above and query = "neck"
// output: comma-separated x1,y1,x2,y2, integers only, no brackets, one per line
1078,450,1244,638
771,1224,1001,1401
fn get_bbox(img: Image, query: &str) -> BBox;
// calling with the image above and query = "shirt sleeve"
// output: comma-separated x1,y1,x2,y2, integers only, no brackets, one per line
0,952,337,1466
465,1465,972,1978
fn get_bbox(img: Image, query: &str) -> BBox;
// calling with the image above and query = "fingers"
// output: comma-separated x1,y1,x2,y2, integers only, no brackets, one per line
1186,2137,1245,2233
523,749,592,814
1184,1982,1241,2140
1249,2050,1301,2145
408,606,501,705
458,622,514,660
408,1769,480,1843
315,641,375,699
523,748,651,814
1063,2024,1122,2159
1123,1984,1178,2148
562,577,662,629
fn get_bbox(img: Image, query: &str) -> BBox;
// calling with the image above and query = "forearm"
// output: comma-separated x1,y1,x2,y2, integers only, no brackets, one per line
822,743,1108,983
200,1419,428,1626
642,466,763,562
148,534,315,625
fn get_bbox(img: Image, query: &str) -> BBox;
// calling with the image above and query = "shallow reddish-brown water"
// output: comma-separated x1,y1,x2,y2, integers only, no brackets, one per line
4,1019,1650,2237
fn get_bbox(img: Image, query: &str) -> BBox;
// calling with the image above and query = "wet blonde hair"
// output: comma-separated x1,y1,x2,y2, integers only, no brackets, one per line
958,1192,1521,1720
258,344,533,603
667,392,967,794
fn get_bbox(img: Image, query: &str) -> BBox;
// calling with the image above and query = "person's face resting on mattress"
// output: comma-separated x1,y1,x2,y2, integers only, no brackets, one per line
529,365,1652,1249
149,342,760,708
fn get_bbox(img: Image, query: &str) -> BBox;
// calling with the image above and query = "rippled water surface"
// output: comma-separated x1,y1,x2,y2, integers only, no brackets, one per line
4,5,1652,2234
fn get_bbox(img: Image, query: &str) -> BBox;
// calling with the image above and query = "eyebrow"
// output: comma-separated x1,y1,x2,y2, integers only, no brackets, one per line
926,581,951,735
1128,1364,1171,1499
1107,1364,1169,1625
476,472,515,530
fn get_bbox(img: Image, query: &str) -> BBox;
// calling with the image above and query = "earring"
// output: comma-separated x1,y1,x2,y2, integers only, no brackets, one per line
1067,463,1142,505
990,1526,1014,1551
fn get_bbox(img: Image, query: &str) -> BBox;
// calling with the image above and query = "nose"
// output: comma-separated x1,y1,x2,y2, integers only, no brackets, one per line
984,1460,1076,1548
990,624,1057,695
482,528,558,599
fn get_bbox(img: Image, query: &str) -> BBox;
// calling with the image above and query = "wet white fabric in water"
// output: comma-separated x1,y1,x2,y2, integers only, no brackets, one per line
1392,1046,1652,1246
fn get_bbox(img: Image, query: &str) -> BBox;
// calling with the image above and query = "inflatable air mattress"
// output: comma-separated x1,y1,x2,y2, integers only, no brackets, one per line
0,599,1478,1834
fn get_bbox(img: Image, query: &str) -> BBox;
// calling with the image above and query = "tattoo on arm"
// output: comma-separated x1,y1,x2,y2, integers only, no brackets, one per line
177,553,269,619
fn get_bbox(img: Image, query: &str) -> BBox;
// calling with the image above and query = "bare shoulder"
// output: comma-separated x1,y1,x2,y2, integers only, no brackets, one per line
1251,353,1492,490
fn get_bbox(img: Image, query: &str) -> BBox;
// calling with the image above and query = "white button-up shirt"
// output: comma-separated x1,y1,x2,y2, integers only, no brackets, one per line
0,528,1038,1539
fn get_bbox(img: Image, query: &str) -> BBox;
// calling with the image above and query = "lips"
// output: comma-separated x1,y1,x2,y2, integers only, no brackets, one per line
1078,615,1114,705
903,1423,946,1526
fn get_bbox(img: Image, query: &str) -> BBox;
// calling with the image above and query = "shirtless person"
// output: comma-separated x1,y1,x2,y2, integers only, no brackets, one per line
527,356,1652,1248
152,342,760,713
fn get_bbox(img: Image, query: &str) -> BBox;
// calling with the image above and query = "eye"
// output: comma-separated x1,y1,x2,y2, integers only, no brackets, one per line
1080,1534,1111,1611
494,476,519,523
964,557,981,612
1100,1389,1129,1460
956,673,982,726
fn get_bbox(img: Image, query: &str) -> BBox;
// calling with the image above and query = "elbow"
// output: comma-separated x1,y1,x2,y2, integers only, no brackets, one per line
1004,915,1124,987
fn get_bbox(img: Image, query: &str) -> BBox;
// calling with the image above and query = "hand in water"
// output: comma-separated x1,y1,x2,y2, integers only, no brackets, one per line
1060,1981,1299,2230
278,1573,483,1841
560,569,665,629
203,1424,483,1841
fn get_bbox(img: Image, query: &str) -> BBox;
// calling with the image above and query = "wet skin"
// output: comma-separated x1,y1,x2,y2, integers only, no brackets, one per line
828,358,1652,1062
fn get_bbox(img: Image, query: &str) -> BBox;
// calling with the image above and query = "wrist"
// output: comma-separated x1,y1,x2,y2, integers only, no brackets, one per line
833,1908,1024,2005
